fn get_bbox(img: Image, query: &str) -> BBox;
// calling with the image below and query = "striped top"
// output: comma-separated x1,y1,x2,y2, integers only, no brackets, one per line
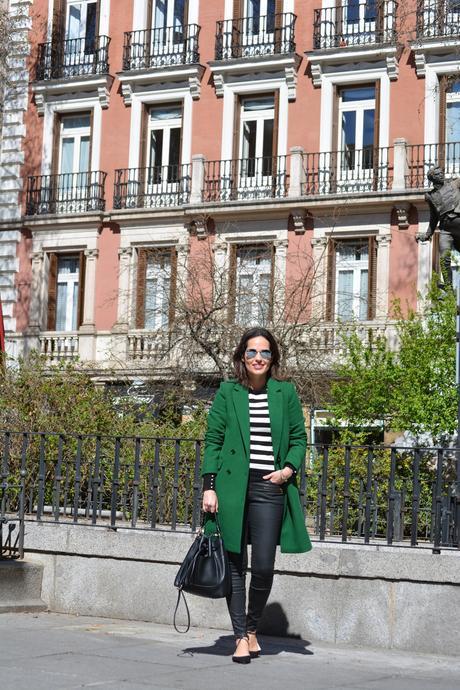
249,388,275,474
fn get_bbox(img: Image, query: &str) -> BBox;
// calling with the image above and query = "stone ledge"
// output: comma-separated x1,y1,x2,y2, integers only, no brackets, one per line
23,521,460,585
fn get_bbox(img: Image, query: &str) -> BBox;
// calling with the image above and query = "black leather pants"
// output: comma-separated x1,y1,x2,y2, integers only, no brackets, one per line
226,479,285,638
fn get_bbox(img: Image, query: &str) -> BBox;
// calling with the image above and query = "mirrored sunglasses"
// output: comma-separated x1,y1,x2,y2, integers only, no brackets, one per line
245,348,272,361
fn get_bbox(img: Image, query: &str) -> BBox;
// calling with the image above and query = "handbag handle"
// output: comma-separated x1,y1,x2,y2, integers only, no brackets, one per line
201,510,222,536
173,587,190,634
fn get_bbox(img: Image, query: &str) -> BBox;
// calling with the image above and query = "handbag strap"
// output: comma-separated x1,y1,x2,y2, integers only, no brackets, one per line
173,587,190,634
201,510,222,536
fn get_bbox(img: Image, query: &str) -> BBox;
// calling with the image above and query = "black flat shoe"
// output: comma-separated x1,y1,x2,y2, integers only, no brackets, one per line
232,636,251,664
248,632,261,658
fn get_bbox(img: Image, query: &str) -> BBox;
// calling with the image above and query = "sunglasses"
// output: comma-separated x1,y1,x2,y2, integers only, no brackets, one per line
245,348,272,361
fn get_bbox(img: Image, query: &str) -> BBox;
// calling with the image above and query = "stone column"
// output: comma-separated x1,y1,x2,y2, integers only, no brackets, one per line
110,246,133,363
273,239,289,321
25,250,44,352
288,146,305,198
375,234,392,320
416,230,431,307
190,154,206,205
78,249,99,361
392,138,408,191
310,236,328,319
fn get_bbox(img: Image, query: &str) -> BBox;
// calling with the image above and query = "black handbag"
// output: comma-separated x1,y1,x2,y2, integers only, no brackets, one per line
173,513,231,633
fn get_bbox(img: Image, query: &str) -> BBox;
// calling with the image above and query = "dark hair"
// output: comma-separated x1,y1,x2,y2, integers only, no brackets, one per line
232,327,281,387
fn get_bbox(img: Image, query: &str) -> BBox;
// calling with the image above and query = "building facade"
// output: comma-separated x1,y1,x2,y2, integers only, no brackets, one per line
0,0,459,393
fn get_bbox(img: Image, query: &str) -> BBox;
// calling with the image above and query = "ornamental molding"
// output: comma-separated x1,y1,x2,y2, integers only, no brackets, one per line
188,217,210,239
290,210,307,234
84,248,99,259
117,64,205,106
414,51,426,78
393,203,411,230
376,233,392,246
311,236,328,248
386,56,399,81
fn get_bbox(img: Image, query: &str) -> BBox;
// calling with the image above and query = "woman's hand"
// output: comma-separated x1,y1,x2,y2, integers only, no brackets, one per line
202,489,218,513
263,467,293,485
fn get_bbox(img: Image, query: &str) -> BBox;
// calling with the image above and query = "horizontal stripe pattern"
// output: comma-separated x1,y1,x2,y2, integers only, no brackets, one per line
249,388,275,474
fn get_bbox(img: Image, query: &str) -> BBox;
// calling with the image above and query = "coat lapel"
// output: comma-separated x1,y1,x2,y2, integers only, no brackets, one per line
267,377,283,462
232,383,249,457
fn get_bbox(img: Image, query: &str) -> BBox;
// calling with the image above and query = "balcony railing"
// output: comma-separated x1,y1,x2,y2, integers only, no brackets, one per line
303,147,393,195
204,156,289,202
416,0,460,39
313,1,397,49
113,164,191,209
215,13,296,60
36,35,110,80
26,171,107,215
406,141,460,188
122,25,200,71
40,333,79,362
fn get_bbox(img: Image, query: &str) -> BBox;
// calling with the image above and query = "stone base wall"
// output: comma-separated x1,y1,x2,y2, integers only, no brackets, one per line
23,521,460,656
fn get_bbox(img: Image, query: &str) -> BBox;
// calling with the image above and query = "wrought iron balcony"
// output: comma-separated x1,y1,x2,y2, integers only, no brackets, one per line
215,13,296,60
113,164,191,209
303,147,393,195
123,25,200,70
204,156,288,202
406,141,460,188
416,0,460,39
26,171,107,215
36,35,110,80
313,1,397,49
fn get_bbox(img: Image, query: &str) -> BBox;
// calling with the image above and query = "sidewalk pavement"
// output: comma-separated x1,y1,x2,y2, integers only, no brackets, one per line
0,612,458,690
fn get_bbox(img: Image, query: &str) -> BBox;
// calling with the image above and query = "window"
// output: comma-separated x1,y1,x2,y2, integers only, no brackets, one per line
235,245,272,326
440,77,460,175
47,253,86,332
342,0,377,44
147,103,182,183
326,237,377,321
239,95,275,187
336,85,377,190
245,0,276,35
65,0,97,44
59,113,91,178
151,0,187,53
136,248,177,329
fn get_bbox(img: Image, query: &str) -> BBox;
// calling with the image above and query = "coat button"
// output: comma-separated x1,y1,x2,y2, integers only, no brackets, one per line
230,449,235,454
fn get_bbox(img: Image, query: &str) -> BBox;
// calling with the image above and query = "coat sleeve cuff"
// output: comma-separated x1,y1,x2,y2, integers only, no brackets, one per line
202,473,217,491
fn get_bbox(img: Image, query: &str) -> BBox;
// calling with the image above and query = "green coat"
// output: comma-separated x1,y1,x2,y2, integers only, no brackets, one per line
202,378,312,554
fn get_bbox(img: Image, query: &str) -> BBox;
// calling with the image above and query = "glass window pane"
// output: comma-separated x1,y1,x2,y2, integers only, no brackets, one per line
258,273,270,325
346,0,360,23
365,0,377,20
67,5,82,39
446,103,460,143
85,2,97,46
72,281,79,330
342,111,356,148
237,274,253,325
449,79,460,95
79,136,90,173
363,109,375,147
242,121,257,164
62,114,91,130
56,282,67,331
342,87,375,102
155,0,167,29
242,96,275,112
262,119,274,161
168,128,181,171
337,270,354,320
61,138,74,175
58,256,79,275
150,129,163,168
359,269,369,320
150,104,182,121
174,0,186,27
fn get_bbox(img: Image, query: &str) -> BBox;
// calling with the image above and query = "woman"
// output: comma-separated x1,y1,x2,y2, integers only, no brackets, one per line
201,327,312,664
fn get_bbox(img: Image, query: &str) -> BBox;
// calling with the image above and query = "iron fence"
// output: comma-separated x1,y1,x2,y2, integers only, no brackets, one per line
203,156,289,202
303,147,393,195
313,0,398,49
1,431,459,553
36,35,110,80
215,13,296,60
406,141,460,189
416,0,460,39
26,171,107,216
113,164,191,209
122,25,200,70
